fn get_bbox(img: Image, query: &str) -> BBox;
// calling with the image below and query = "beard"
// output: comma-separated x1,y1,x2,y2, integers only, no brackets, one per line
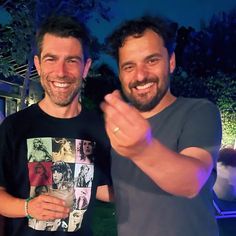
41,74,82,107
121,76,169,112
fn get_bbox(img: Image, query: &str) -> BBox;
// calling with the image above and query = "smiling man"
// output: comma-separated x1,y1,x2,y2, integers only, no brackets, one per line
101,15,222,236
0,15,111,236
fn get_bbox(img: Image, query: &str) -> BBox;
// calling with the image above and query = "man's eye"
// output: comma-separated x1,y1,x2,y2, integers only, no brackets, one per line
68,59,76,63
67,59,79,64
147,58,159,65
123,65,134,72
44,57,55,62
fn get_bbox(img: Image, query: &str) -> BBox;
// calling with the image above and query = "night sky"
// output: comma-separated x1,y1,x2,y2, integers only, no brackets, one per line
88,0,236,41
86,0,236,68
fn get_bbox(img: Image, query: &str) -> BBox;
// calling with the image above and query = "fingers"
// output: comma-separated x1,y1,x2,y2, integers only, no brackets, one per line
101,101,128,131
102,90,141,125
28,195,70,221
101,91,146,138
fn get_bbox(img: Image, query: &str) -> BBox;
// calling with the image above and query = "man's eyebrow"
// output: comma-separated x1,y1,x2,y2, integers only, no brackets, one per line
145,53,162,60
41,53,57,60
66,55,83,62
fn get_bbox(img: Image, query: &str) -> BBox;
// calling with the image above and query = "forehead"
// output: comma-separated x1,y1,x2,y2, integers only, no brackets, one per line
123,29,164,46
118,29,165,60
41,33,84,57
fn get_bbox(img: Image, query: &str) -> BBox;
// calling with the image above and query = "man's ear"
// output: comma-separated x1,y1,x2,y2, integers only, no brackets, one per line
34,55,41,76
169,52,176,74
82,58,92,79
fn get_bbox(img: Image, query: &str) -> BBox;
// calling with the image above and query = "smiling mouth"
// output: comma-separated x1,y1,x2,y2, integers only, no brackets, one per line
135,82,154,90
52,81,71,88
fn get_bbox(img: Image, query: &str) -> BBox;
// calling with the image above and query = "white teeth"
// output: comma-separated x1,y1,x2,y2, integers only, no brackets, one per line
53,82,69,88
136,82,154,90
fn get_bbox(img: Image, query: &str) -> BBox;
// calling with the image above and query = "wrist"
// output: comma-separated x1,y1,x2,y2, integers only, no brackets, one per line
131,137,155,162
24,197,33,219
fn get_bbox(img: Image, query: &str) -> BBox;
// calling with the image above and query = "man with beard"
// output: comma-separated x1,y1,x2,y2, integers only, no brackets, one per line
0,15,111,236
101,16,222,236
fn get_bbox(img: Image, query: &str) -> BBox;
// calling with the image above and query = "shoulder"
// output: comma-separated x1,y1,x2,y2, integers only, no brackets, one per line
173,97,222,141
177,97,216,107
175,97,220,115
0,104,40,138
3,104,38,123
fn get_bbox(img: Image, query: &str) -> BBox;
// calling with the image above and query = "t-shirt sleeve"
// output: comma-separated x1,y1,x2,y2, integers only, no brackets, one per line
178,100,222,165
95,129,112,187
0,119,13,188
95,140,112,187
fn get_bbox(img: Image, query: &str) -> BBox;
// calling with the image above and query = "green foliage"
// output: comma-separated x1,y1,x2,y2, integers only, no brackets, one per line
172,69,236,148
0,1,35,77
218,97,236,148
206,73,235,147
0,56,15,77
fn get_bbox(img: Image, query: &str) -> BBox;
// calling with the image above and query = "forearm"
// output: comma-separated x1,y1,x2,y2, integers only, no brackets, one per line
0,188,25,218
132,139,213,198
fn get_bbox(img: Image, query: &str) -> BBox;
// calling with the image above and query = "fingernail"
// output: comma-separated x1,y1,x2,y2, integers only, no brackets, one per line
105,94,112,101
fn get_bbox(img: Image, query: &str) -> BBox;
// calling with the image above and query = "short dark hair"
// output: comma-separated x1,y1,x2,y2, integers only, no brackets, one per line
105,15,178,61
36,15,91,60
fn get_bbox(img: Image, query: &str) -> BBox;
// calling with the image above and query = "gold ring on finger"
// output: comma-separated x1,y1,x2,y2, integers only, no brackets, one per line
113,127,120,134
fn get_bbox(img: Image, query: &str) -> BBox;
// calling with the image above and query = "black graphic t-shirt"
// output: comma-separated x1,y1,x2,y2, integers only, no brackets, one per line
27,137,95,232
0,104,111,236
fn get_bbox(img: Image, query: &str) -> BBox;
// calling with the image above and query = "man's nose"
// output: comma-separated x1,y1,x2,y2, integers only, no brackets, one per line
56,61,67,78
135,65,148,81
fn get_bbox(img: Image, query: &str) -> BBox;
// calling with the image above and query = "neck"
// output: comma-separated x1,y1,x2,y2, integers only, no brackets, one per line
39,96,81,119
140,91,176,119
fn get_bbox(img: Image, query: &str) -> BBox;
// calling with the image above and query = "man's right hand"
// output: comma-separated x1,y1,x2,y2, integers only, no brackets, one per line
27,194,70,221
